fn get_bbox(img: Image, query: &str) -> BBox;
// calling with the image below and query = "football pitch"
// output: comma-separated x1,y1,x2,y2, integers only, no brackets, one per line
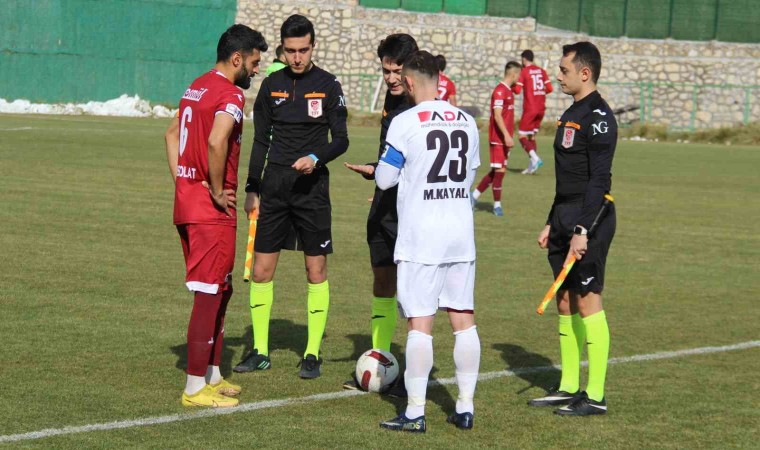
1,114,758,448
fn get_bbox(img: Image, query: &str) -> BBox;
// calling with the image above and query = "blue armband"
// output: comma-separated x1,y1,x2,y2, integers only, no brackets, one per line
380,145,405,169
308,153,319,163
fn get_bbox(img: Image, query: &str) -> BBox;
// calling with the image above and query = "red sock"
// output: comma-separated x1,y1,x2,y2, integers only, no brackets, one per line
493,171,505,201
186,291,223,376
476,169,495,193
529,139,538,153
519,137,530,154
209,287,232,367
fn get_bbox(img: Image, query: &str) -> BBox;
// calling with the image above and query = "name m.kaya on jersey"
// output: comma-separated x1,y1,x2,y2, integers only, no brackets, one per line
375,100,480,265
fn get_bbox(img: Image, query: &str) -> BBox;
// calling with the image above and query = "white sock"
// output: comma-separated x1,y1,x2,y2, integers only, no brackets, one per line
404,330,433,419
206,365,222,385
184,375,206,395
453,325,480,414
494,201,501,208
528,150,539,164
472,189,481,200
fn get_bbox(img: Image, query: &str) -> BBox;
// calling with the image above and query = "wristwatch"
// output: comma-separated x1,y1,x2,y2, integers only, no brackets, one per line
573,225,588,236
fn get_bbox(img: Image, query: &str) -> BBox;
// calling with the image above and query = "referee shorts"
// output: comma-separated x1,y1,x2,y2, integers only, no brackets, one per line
255,165,333,256
367,186,398,268
547,202,616,295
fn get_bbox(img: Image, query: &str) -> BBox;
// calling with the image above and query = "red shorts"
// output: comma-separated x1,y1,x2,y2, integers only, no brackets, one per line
519,109,545,134
488,144,512,168
176,223,236,294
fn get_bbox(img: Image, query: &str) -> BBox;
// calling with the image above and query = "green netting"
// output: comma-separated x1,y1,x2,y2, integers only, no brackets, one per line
446,0,487,16
536,0,580,31
401,0,442,13
670,0,717,41
360,0,401,8
0,0,236,104
580,0,625,38
625,0,671,39
717,0,760,43
487,0,532,17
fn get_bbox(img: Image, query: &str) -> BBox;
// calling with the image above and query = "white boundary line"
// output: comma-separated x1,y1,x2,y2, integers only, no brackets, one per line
1,340,758,443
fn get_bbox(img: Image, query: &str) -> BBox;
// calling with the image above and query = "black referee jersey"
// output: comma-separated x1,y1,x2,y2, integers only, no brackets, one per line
548,90,617,229
245,65,349,194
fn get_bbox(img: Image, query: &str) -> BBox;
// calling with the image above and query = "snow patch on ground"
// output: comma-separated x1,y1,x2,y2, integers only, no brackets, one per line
0,95,177,118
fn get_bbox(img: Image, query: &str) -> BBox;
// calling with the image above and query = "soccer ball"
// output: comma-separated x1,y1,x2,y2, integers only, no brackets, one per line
355,349,399,393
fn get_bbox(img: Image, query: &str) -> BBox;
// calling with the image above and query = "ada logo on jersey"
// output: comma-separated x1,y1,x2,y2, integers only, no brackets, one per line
308,99,323,118
562,127,575,148
417,110,468,123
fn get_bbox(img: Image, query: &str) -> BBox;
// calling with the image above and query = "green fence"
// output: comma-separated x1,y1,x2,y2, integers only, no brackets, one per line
0,0,236,104
344,74,760,131
359,0,760,43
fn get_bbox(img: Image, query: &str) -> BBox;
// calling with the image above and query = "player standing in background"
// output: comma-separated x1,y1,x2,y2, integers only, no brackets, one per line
234,14,349,379
265,44,287,76
471,61,521,216
376,51,481,433
513,49,553,174
531,42,616,416
343,33,418,394
435,54,457,106
165,24,267,407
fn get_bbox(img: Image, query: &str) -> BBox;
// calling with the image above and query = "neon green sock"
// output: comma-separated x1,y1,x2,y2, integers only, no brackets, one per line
305,280,330,358
557,314,584,393
583,310,610,402
371,297,398,351
250,281,273,356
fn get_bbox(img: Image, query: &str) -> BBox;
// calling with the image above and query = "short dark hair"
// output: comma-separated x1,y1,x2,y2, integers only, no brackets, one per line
520,49,534,62
562,41,602,83
504,60,522,76
403,50,439,81
377,33,419,65
216,24,268,62
275,44,284,58
435,54,447,72
281,14,315,44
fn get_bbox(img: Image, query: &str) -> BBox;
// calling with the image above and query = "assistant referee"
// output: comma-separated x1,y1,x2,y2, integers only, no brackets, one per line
531,42,617,416
235,14,348,379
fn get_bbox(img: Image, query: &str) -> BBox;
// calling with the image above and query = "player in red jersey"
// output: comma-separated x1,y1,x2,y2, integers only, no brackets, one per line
164,24,267,408
471,61,522,216
513,49,553,174
436,54,457,106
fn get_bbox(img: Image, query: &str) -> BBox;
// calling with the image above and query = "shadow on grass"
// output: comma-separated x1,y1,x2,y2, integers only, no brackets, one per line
171,318,308,377
492,343,560,393
474,202,494,213
506,167,527,174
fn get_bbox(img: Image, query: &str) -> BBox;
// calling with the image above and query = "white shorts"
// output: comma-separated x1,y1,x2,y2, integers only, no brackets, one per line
396,261,476,318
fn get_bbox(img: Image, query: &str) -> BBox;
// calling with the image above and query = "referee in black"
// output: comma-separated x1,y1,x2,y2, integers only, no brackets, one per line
343,34,418,395
530,42,616,416
236,14,348,379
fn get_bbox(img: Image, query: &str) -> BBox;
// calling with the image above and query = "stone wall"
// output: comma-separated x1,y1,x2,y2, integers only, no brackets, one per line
237,0,760,130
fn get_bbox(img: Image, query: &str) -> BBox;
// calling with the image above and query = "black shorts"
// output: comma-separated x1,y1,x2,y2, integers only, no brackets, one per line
547,202,616,295
367,186,398,267
255,165,333,256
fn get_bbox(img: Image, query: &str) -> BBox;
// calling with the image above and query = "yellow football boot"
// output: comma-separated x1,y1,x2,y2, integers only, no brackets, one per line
181,384,239,408
209,378,241,397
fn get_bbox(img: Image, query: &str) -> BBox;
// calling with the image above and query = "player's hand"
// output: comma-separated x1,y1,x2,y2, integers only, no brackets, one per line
202,181,235,216
343,162,375,177
537,224,550,249
504,135,514,148
566,234,588,265
293,156,317,174
244,192,260,215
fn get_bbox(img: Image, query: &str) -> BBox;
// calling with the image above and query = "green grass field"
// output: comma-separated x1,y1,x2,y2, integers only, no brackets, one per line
1,114,758,449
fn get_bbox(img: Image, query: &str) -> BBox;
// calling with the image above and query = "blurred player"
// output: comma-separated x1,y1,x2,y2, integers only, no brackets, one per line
513,49,553,174
265,44,287,76
165,24,267,407
471,60,521,216
343,34,418,394
375,51,481,433
531,42,617,416
235,15,348,379
435,54,457,106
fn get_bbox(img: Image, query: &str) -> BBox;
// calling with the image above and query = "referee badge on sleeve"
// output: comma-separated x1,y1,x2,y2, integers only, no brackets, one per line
562,127,575,148
308,99,323,118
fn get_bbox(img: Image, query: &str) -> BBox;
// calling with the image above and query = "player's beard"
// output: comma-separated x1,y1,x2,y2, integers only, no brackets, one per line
235,66,252,89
